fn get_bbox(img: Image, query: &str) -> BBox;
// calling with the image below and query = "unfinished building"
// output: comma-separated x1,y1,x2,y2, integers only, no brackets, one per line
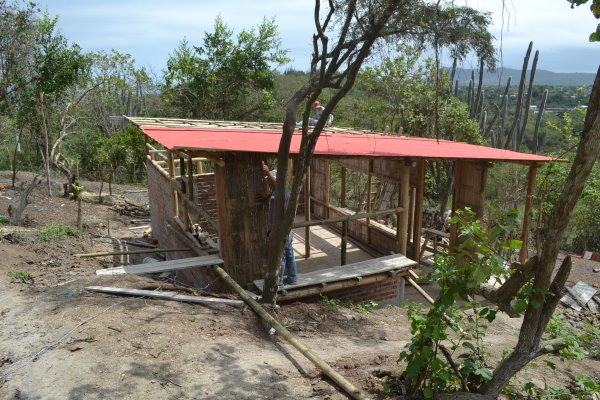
125,117,554,304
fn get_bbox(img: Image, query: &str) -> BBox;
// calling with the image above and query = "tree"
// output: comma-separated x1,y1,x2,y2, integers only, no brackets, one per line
16,13,90,195
262,0,494,302
163,16,289,121
569,0,600,41
0,0,39,186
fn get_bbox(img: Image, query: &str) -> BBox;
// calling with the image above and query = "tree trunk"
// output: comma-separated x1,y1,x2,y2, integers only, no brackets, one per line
478,66,600,398
39,93,52,197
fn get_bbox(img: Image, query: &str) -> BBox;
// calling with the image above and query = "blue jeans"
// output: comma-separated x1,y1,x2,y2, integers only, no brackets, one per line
279,231,297,285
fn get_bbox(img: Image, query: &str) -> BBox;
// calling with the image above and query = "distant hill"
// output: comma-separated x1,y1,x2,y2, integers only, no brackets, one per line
451,67,596,87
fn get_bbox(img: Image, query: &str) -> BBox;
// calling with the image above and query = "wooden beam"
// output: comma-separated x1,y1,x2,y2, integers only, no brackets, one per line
292,206,405,228
520,165,537,263
85,286,243,306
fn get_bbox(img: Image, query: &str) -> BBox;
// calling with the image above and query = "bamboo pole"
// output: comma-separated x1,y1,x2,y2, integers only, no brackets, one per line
399,166,410,254
166,218,369,400
75,247,191,258
213,266,369,400
341,220,348,266
304,165,311,258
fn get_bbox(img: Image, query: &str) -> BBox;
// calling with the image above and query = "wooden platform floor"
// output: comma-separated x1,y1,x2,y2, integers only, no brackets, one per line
290,216,374,274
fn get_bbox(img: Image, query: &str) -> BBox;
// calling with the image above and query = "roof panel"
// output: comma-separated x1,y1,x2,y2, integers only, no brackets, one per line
138,124,555,163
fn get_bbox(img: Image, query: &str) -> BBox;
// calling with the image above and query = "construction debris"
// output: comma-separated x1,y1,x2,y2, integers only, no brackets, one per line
85,286,243,306
561,281,598,312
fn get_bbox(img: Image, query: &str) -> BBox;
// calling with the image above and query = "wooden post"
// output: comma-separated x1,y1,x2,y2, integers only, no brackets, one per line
399,165,410,254
520,165,537,263
412,160,425,263
366,161,373,244
324,161,331,219
167,151,179,219
187,154,194,201
215,153,269,287
304,164,311,258
449,161,488,254
341,220,348,266
341,166,347,208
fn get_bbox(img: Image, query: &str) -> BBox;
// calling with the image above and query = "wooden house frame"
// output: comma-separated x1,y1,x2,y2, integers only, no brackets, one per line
126,117,554,303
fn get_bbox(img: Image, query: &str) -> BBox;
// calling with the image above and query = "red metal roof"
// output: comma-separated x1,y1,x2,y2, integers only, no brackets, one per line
139,125,555,163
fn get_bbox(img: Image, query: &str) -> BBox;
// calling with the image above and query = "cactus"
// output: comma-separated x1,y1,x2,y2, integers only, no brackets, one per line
517,50,539,150
484,76,511,146
533,89,548,154
504,41,533,149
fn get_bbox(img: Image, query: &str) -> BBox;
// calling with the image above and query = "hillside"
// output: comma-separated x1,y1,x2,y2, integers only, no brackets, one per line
452,67,596,87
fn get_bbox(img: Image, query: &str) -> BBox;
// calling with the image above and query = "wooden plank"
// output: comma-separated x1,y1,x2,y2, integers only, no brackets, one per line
85,286,243,306
254,254,416,292
95,255,223,276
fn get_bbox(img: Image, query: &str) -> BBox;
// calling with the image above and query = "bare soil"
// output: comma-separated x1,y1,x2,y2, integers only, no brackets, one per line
0,171,598,400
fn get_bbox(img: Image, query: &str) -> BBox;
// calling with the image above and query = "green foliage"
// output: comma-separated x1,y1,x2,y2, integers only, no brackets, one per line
92,125,146,185
320,294,378,313
399,209,521,397
3,230,26,243
536,107,600,253
163,16,289,120
568,0,600,41
38,224,81,241
6,270,32,283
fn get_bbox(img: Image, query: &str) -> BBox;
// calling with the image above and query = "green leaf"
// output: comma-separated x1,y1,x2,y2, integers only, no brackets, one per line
475,367,493,380
423,387,434,399
508,239,523,250
514,298,528,314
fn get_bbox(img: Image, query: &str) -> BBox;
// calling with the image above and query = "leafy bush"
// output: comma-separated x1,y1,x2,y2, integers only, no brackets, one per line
38,224,81,241
7,270,32,283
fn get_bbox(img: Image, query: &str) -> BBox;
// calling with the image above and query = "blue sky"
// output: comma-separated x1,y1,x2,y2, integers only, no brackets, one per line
39,0,599,74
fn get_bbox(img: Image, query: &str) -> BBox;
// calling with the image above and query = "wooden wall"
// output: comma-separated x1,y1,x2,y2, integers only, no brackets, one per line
449,160,489,250
215,153,269,288
310,158,420,258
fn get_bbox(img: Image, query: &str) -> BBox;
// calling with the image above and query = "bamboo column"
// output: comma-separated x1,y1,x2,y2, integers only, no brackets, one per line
167,151,179,218
399,165,410,254
341,166,347,208
304,165,311,258
412,160,426,263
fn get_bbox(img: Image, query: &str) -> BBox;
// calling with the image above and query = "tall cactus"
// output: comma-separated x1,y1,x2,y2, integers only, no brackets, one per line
504,41,533,149
516,49,539,150
533,89,548,154
484,76,511,145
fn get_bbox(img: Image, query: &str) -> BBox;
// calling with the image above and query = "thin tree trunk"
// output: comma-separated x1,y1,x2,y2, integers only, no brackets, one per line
478,65,600,399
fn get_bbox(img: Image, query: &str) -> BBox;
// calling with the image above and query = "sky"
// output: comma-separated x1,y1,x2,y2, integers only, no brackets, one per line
37,0,600,74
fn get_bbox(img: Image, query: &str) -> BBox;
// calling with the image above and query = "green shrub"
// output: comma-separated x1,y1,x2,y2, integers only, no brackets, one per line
320,294,378,313
6,270,32,283
38,224,81,241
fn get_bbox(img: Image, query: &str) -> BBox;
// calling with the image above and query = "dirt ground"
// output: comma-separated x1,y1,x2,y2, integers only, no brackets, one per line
0,171,599,400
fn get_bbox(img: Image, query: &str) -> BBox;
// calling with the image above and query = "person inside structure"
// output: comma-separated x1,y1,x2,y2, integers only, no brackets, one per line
260,162,298,287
